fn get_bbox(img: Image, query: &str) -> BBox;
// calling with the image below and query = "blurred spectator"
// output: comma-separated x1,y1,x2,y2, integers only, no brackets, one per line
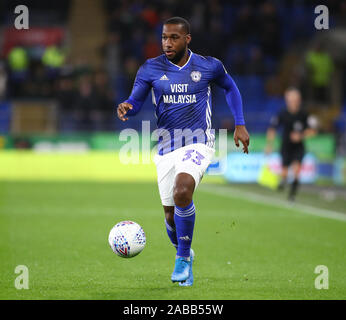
56,73,77,130
190,2,205,32
129,28,146,61
206,2,224,58
73,74,99,131
141,5,160,29
7,46,29,97
246,46,266,75
123,57,140,93
102,32,122,79
91,69,116,131
25,60,52,97
256,1,282,58
305,42,335,105
333,0,346,27
42,44,66,79
0,61,7,100
225,42,247,75
232,5,255,42
56,70,115,132
7,47,29,73
143,33,161,59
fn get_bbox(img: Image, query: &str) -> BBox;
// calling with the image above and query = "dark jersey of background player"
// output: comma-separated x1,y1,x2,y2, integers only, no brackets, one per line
270,106,309,166
266,87,317,201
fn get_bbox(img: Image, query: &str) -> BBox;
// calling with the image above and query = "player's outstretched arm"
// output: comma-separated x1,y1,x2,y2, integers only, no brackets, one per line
211,58,249,153
117,102,133,121
234,125,250,154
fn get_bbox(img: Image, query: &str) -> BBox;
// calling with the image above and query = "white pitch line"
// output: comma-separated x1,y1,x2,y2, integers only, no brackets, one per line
199,184,346,222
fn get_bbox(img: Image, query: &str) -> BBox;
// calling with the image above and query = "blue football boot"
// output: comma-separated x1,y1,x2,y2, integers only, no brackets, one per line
179,248,195,287
171,256,190,282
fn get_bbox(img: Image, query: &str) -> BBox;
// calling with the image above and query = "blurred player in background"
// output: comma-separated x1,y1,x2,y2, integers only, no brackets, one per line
266,87,317,201
117,17,249,286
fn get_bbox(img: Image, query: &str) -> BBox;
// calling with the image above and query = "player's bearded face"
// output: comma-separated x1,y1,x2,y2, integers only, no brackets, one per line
162,24,191,64
167,45,186,64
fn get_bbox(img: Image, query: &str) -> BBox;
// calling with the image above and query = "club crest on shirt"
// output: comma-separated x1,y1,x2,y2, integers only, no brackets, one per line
190,71,201,82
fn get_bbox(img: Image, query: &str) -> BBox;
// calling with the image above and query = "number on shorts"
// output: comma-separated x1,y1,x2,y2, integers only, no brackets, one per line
182,149,194,161
192,151,205,165
182,149,205,165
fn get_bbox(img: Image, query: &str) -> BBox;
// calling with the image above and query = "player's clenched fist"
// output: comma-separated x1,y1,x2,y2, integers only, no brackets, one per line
117,102,133,121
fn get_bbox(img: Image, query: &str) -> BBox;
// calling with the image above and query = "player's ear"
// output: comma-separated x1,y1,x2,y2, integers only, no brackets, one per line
186,34,191,45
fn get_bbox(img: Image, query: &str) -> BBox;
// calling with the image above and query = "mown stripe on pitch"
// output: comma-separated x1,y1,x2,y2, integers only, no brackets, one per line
199,184,346,222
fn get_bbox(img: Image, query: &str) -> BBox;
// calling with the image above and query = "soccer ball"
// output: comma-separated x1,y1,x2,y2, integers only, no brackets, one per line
108,221,146,258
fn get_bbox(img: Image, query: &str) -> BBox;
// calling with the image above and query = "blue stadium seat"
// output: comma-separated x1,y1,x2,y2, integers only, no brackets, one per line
265,97,285,114
0,101,11,134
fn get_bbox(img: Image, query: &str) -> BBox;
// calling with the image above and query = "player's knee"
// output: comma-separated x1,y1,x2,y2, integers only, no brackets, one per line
173,185,192,207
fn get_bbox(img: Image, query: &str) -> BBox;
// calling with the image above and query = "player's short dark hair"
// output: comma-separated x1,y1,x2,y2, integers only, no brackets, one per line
285,86,300,93
163,17,190,34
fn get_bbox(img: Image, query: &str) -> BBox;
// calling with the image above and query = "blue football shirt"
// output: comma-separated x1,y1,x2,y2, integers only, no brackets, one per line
125,49,244,155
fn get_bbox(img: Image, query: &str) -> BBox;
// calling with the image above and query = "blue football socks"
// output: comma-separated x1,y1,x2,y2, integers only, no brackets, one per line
165,219,178,249
174,201,195,258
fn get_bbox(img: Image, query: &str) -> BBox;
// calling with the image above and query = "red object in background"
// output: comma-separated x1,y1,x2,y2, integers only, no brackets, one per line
2,27,65,57
143,41,160,59
141,8,159,28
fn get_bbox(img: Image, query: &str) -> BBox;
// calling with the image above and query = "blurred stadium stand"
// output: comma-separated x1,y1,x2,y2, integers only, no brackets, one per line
0,0,346,157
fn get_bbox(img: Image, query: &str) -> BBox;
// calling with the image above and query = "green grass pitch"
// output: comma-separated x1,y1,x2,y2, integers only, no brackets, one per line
1,180,346,300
